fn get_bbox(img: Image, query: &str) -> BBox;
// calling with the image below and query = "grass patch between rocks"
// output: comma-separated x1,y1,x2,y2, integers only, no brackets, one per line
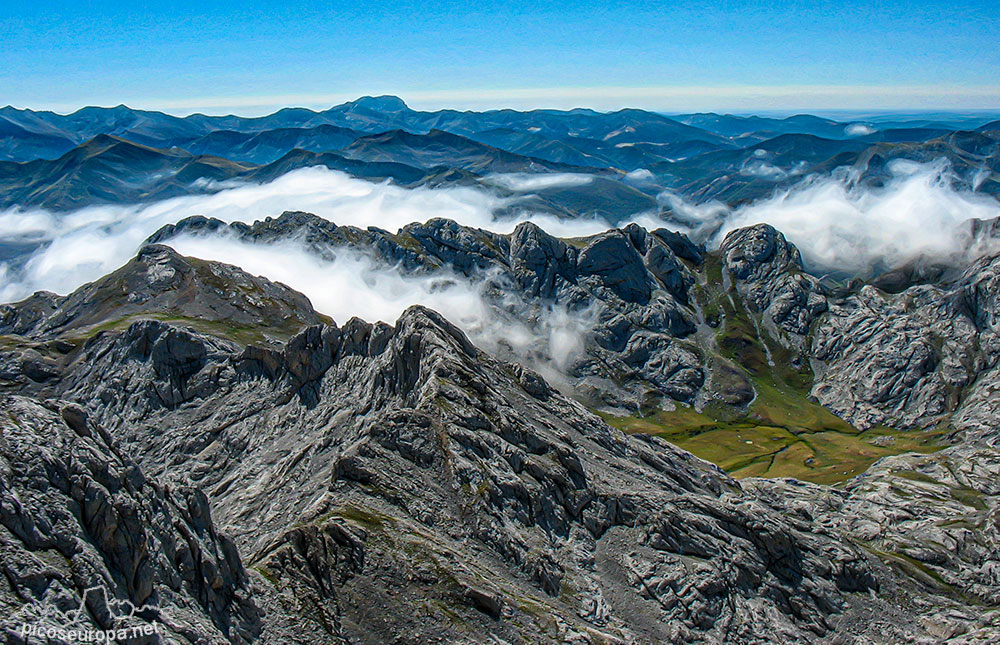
599,406,946,485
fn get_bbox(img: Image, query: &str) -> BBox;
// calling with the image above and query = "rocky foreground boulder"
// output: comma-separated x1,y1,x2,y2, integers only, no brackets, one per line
0,243,998,642
0,396,262,643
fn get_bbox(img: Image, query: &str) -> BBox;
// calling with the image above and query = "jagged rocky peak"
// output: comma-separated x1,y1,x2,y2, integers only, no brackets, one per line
720,223,804,281
139,213,710,411
144,211,706,317
14,213,1000,438
0,293,888,642
717,223,828,337
810,248,1000,434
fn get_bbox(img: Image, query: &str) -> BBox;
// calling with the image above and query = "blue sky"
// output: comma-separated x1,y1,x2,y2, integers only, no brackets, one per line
2,0,998,115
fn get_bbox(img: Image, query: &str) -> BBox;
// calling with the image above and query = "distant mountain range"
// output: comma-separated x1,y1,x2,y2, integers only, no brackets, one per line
0,96,997,213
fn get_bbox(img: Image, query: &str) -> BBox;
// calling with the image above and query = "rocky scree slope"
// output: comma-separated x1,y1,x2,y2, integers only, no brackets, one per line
0,245,998,642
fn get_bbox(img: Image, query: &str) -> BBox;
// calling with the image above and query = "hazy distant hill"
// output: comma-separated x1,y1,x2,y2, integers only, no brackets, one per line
340,128,584,174
171,124,364,164
0,136,431,210
0,135,248,209
0,97,997,212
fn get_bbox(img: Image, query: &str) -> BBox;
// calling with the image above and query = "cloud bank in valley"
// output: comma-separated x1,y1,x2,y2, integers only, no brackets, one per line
0,168,612,382
712,158,1000,273
166,232,597,387
484,172,594,192
0,157,997,317
0,166,633,304
844,123,877,136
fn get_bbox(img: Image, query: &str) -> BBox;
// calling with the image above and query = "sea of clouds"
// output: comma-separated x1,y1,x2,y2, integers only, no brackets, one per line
0,167,632,304
657,158,999,273
0,159,997,349
0,167,614,382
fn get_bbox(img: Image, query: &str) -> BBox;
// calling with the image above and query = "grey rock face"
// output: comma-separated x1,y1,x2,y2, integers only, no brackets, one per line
719,223,827,337
954,363,1000,442
703,220,1000,435
811,285,958,428
0,395,262,643
811,253,1000,432
509,221,578,299
137,212,1000,433
6,301,895,643
145,213,706,410
747,445,1000,642
576,229,655,304
0,244,325,343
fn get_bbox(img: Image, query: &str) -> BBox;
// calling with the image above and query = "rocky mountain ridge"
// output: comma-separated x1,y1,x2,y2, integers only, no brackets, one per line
147,211,1000,441
0,220,998,642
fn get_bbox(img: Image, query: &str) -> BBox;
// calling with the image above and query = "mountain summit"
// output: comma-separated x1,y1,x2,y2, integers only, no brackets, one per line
340,94,411,112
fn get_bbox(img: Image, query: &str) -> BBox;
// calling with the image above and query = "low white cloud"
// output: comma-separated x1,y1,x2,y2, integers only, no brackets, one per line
1,158,998,327
716,159,1000,273
740,159,788,180
167,233,596,387
886,158,924,176
484,172,594,192
624,168,655,184
656,190,729,235
972,167,991,191
844,123,877,136
169,234,488,326
0,167,637,303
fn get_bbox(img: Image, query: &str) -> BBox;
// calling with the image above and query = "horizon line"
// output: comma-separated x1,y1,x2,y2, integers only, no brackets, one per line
6,84,1000,118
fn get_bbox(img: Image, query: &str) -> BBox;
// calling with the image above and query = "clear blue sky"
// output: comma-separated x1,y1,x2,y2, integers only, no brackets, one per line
2,0,998,114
